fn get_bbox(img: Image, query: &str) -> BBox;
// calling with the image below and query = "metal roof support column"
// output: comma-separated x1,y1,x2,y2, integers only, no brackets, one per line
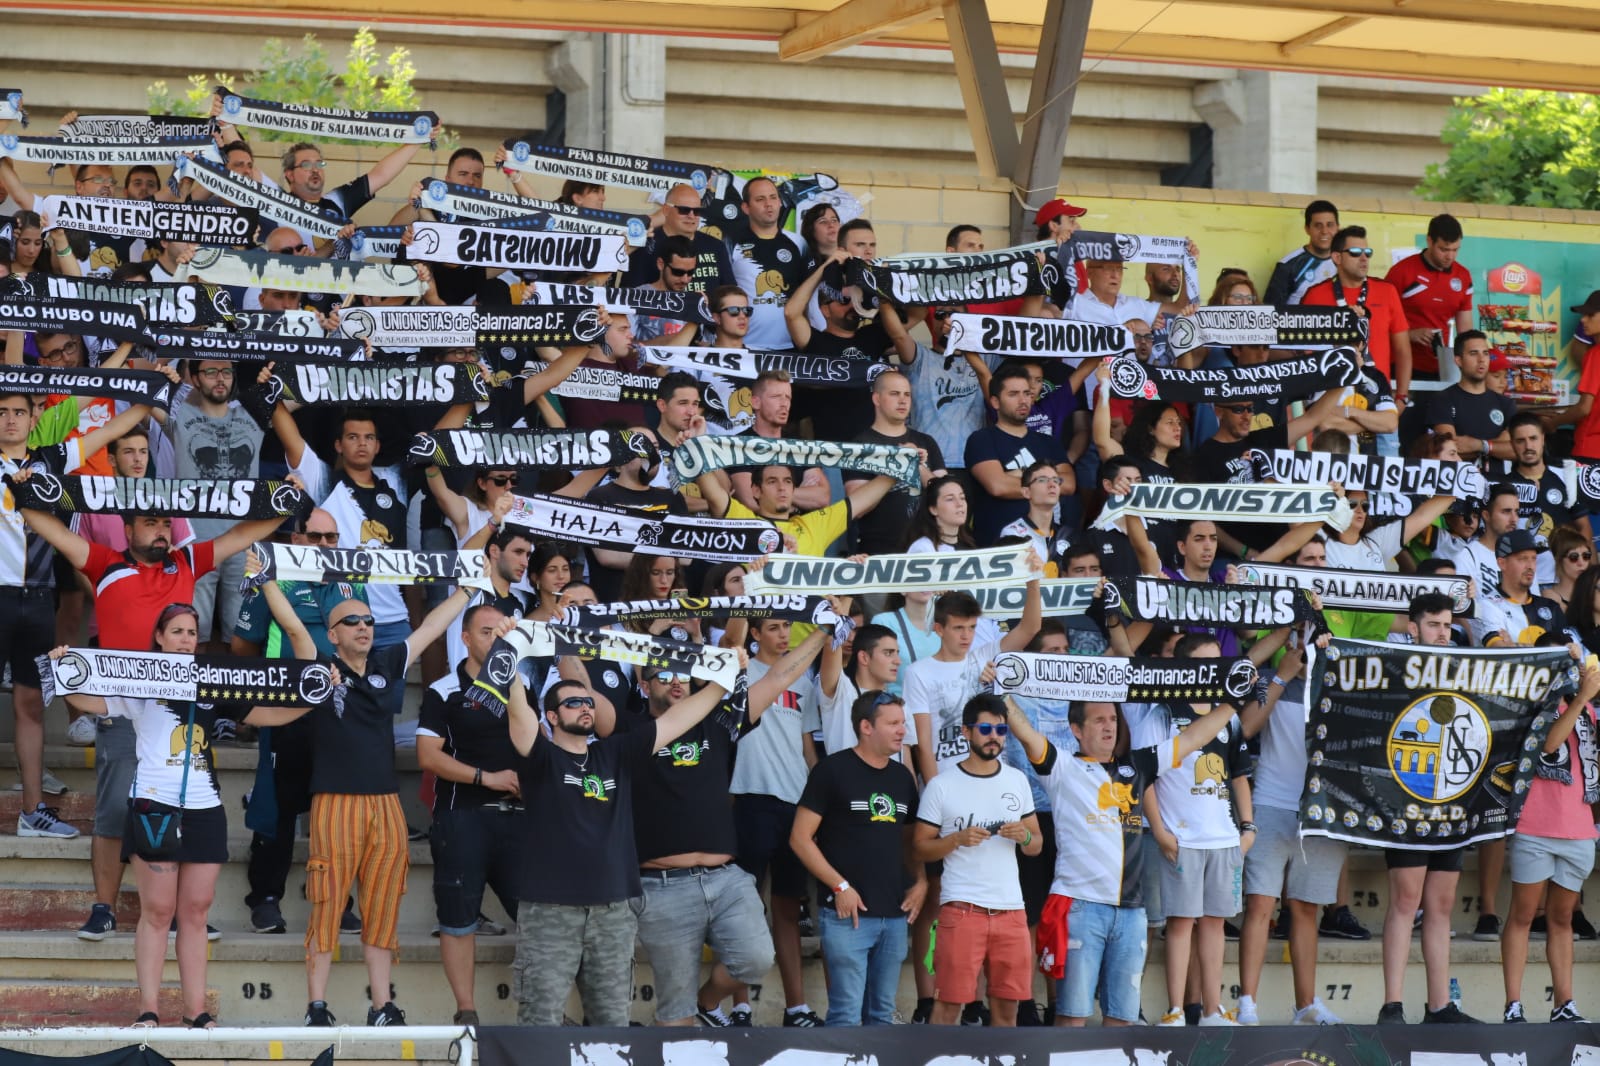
944,0,1018,182
1009,0,1091,243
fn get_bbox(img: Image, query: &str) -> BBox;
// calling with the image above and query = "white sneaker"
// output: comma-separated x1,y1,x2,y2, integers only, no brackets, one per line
65,716,98,747
1235,996,1259,1025
1157,1006,1185,1026
11,771,69,796
1199,1009,1239,1026
18,804,79,839
1293,998,1343,1025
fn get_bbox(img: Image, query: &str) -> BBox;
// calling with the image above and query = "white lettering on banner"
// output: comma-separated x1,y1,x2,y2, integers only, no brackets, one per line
1134,581,1301,627
887,261,1033,304
80,478,256,516
289,364,467,404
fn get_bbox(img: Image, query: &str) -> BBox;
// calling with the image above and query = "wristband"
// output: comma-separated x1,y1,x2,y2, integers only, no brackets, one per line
1238,821,1257,834
1265,675,1282,688
473,767,483,787
53,245,72,257
1022,829,1033,847
834,880,850,895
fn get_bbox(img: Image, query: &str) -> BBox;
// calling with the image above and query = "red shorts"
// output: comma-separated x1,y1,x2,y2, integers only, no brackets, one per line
932,901,1033,1003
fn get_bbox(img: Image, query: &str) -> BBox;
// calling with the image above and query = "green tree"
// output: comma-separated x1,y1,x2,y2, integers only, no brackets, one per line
1418,88,1600,211
146,27,427,146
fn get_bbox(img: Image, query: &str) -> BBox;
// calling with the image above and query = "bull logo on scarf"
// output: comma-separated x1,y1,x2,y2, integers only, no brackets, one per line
572,309,606,344
25,472,64,505
1115,234,1142,261
1320,346,1362,387
269,482,302,517
342,308,377,340
298,663,335,705
1167,315,1198,353
1225,659,1258,700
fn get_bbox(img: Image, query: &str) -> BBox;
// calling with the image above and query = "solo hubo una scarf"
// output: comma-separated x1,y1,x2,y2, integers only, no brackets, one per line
1303,638,1575,849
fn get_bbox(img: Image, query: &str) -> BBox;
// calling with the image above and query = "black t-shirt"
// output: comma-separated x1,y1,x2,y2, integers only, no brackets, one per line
847,426,944,555
585,480,686,601
1502,463,1586,542
629,701,752,863
797,749,917,917
312,642,408,796
624,229,735,293
1079,527,1140,578
796,332,884,444
1194,424,1289,553
517,727,655,905
964,425,1068,545
1427,384,1516,442
418,663,520,813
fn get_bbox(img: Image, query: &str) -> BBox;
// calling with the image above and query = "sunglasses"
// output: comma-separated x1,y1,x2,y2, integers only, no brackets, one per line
281,244,310,255
487,474,519,486
932,309,953,320
670,205,705,217
559,696,597,710
665,265,695,278
972,723,1010,737
1568,551,1593,563
1339,247,1374,257
719,305,754,317
335,615,376,628
1220,404,1254,414
649,671,691,684
300,530,339,544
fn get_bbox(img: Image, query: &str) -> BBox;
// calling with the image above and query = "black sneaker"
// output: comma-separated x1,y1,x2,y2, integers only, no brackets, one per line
168,918,221,941
252,899,287,934
729,1008,752,1027
1377,1001,1406,1025
1320,905,1372,940
1573,909,1597,940
1271,908,1289,941
341,906,363,935
1015,1000,1043,1026
1551,1000,1586,1023
1472,913,1501,941
1183,1002,1202,1026
1223,921,1241,942
797,899,815,938
368,1002,406,1027
1503,1000,1526,1023
782,1008,823,1027
305,1001,336,1027
77,903,116,941
1424,1002,1479,1023
453,1009,479,1027
407,825,427,842
1529,914,1548,941
911,997,933,1024
211,717,237,742
695,1007,730,1028
960,1000,989,1026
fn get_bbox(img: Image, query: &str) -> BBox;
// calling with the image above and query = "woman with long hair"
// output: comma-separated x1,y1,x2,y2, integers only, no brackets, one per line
7,210,78,282
800,203,841,263
557,179,605,209
1567,556,1600,655
50,600,322,1027
620,554,698,638
903,476,975,554
1094,364,1192,486
1545,526,1591,614
525,542,573,622
1207,273,1258,307
426,467,519,544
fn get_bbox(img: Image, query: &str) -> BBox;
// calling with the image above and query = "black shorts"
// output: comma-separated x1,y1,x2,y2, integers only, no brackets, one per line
122,802,228,865
1019,811,1057,925
0,587,54,688
429,805,521,933
1385,845,1466,873
733,793,808,900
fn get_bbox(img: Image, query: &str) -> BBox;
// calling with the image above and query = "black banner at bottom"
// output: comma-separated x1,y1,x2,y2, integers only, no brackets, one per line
477,1024,1600,1065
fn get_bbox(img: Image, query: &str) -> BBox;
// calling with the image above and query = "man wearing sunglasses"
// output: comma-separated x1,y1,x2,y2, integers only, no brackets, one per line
504,656,738,1028
624,182,734,293
913,694,1043,1027
727,176,806,350
631,236,703,344
1302,225,1411,402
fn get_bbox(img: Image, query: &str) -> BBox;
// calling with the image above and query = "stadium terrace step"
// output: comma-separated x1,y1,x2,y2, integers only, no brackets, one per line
0,884,140,929
0,977,219,1027
0,791,97,833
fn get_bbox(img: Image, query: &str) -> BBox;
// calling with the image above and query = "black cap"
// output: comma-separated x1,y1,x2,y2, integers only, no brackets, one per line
1571,289,1600,316
1495,529,1541,558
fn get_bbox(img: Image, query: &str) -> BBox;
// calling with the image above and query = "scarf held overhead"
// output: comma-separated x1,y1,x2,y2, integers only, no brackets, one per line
499,141,730,199
852,253,1044,307
991,651,1258,704
154,329,366,363
524,283,714,328
417,179,649,239
1167,305,1365,352
0,132,216,166
0,365,174,411
1094,482,1353,532
217,90,438,145
639,346,887,389
743,544,1035,597
1235,561,1472,615
1105,575,1322,631
4,474,312,521
1252,448,1488,501
38,647,335,707
173,155,346,239
408,221,628,273
41,275,233,327
260,360,487,407
406,428,657,471
558,595,840,629
38,195,257,246
1303,638,1575,849
1107,348,1363,404
0,296,156,347
241,542,493,592
668,435,922,492
944,313,1131,361
1060,230,1200,302
505,493,783,563
179,247,426,298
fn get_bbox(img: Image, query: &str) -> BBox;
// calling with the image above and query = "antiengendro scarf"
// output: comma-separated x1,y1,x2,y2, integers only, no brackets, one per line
37,195,257,245
1105,575,1321,630
406,428,658,471
505,493,783,563
668,435,921,492
1059,230,1200,302
408,221,628,273
0,365,174,411
3,474,311,521
37,647,336,707
259,360,487,407
639,346,886,389
240,542,492,593
1107,348,1363,404
179,247,426,298
498,140,730,199
1094,482,1353,532
1166,305,1365,352
742,545,1035,597
944,313,1131,361
1235,561,1472,615
558,595,840,630
173,155,346,238
1252,449,1488,501
990,650,1258,704
467,619,743,716
215,89,438,145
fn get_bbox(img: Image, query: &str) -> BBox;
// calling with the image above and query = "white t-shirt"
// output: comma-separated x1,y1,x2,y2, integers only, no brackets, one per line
730,657,815,804
1323,520,1403,573
903,640,1000,772
1067,292,1162,328
810,670,914,763
917,762,1034,910
291,448,408,625
112,696,222,810
1152,706,1249,849
1436,532,1504,603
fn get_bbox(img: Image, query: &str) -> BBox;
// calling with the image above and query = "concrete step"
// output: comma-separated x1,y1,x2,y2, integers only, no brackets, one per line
0,884,142,928
0,792,97,833
0,976,219,1027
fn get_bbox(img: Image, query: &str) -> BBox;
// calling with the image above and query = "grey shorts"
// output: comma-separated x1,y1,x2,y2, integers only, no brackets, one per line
93,716,136,838
635,864,775,1022
1140,831,1164,926
1509,833,1597,893
1160,844,1243,919
1242,805,1346,906
192,552,247,640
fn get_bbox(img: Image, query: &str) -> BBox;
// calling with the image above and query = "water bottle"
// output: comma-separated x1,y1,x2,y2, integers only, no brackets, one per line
1449,976,1462,1006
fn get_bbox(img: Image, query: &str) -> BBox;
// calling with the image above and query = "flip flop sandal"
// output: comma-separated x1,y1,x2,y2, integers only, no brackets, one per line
185,1013,217,1029
132,1012,159,1028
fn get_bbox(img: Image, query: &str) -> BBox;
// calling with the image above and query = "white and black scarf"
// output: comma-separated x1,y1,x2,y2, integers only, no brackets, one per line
179,247,426,298
944,313,1131,361
259,360,487,407
216,90,438,145
38,195,257,246
498,140,730,199
0,296,157,346
1105,576,1321,630
37,647,335,708
417,179,649,238
505,492,783,563
154,329,365,363
4,474,311,521
1060,230,1200,301
1234,561,1472,615
524,283,714,327
851,251,1044,307
0,132,215,166
1252,449,1488,501
1108,348,1363,404
405,427,657,471
743,544,1035,596
0,365,174,411
40,275,233,327
1094,482,1353,532
974,578,1099,619
58,114,206,141
174,155,347,238
1536,710,1600,803
241,542,493,592
991,651,1257,704
408,221,628,273
1166,305,1365,353
639,346,887,389
668,435,921,491
558,595,839,629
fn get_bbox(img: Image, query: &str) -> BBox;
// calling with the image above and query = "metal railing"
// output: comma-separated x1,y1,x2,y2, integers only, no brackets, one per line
0,1025,476,1065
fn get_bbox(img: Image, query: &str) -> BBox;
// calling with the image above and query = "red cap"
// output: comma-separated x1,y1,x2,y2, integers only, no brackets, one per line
1034,198,1088,227
1487,350,1512,372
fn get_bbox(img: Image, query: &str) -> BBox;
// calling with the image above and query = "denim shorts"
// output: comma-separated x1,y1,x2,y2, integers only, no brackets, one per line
1054,898,1147,1023
634,864,775,1023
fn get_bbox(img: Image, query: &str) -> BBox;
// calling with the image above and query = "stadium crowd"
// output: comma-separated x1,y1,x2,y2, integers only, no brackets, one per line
4,101,1600,1035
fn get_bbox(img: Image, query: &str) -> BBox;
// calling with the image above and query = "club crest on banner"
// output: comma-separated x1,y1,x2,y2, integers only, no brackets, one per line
1387,693,1490,804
